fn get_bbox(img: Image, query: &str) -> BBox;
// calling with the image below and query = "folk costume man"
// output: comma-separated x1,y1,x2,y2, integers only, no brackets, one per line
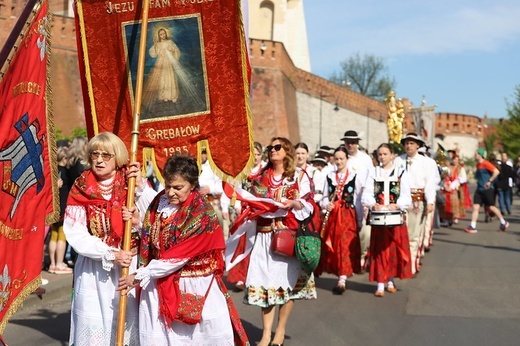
341,130,375,271
395,133,440,275
418,146,439,257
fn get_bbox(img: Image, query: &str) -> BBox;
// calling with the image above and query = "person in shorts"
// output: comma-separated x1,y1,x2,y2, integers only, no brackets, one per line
465,148,509,233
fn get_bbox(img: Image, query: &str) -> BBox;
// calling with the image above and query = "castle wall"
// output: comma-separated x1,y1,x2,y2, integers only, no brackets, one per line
437,133,480,160
249,39,388,152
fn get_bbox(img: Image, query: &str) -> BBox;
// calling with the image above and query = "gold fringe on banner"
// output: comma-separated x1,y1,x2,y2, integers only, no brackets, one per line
44,9,60,226
0,274,41,334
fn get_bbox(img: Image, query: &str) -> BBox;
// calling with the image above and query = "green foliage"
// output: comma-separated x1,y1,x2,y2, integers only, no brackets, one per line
389,141,404,156
330,52,396,101
483,133,497,156
55,127,64,140
55,126,87,140
496,85,520,155
71,127,88,138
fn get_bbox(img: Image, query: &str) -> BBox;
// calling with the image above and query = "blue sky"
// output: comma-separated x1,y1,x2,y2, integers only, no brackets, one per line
304,0,520,119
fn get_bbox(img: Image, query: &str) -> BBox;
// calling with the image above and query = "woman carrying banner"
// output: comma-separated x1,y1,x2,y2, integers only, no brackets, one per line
117,154,248,346
243,137,316,346
362,143,413,297
63,132,156,346
316,146,364,295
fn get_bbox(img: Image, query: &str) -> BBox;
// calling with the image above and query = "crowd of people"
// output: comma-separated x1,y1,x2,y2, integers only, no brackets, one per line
42,130,517,346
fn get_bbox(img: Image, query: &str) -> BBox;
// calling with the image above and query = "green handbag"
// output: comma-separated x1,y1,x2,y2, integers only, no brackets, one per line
295,216,321,275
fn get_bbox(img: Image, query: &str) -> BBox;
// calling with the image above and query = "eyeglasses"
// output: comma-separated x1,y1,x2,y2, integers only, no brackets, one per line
90,151,115,161
266,144,283,152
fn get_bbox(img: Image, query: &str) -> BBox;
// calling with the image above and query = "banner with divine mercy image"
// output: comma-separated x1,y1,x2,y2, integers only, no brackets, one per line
75,0,254,180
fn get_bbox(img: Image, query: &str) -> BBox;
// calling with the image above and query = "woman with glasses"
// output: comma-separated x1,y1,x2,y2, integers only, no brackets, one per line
63,132,157,346
244,137,317,346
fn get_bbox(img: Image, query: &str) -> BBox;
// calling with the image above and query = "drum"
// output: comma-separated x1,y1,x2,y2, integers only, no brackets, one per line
368,210,404,226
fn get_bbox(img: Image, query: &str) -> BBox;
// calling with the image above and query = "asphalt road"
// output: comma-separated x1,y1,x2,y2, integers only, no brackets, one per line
3,195,520,346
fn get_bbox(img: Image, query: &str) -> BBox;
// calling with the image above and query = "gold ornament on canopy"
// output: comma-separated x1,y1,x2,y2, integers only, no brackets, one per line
385,91,406,143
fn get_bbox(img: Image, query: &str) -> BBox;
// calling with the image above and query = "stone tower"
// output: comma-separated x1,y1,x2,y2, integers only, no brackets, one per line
248,0,311,72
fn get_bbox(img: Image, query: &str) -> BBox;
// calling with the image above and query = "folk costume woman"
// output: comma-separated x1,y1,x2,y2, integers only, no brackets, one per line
442,156,461,224
226,141,266,292
295,142,317,181
63,132,156,346
245,137,316,346
452,155,471,221
317,146,364,295
361,143,413,297
118,155,248,346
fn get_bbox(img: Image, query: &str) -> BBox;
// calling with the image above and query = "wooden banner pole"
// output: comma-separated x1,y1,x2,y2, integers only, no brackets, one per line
115,0,151,345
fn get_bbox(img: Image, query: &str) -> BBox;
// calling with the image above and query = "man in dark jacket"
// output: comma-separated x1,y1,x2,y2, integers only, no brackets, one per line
496,153,515,215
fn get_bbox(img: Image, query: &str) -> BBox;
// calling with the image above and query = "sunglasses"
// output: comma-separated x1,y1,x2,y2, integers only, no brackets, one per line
266,144,283,152
90,151,115,161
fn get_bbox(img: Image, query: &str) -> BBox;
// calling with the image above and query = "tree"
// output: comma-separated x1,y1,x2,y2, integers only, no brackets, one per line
496,85,520,156
330,52,396,100
483,133,497,157
71,127,88,138
54,126,87,140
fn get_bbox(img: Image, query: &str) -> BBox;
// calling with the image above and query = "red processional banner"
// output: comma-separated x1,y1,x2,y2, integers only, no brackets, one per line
75,0,254,181
0,0,59,333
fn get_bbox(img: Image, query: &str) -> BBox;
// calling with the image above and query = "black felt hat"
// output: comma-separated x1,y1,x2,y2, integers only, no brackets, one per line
341,130,361,141
400,133,425,147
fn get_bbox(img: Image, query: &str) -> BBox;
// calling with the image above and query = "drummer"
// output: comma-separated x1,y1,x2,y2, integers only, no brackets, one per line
362,143,413,296
394,133,440,275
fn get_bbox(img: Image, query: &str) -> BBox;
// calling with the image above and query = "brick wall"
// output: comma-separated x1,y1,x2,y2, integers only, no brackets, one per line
1,1,84,136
